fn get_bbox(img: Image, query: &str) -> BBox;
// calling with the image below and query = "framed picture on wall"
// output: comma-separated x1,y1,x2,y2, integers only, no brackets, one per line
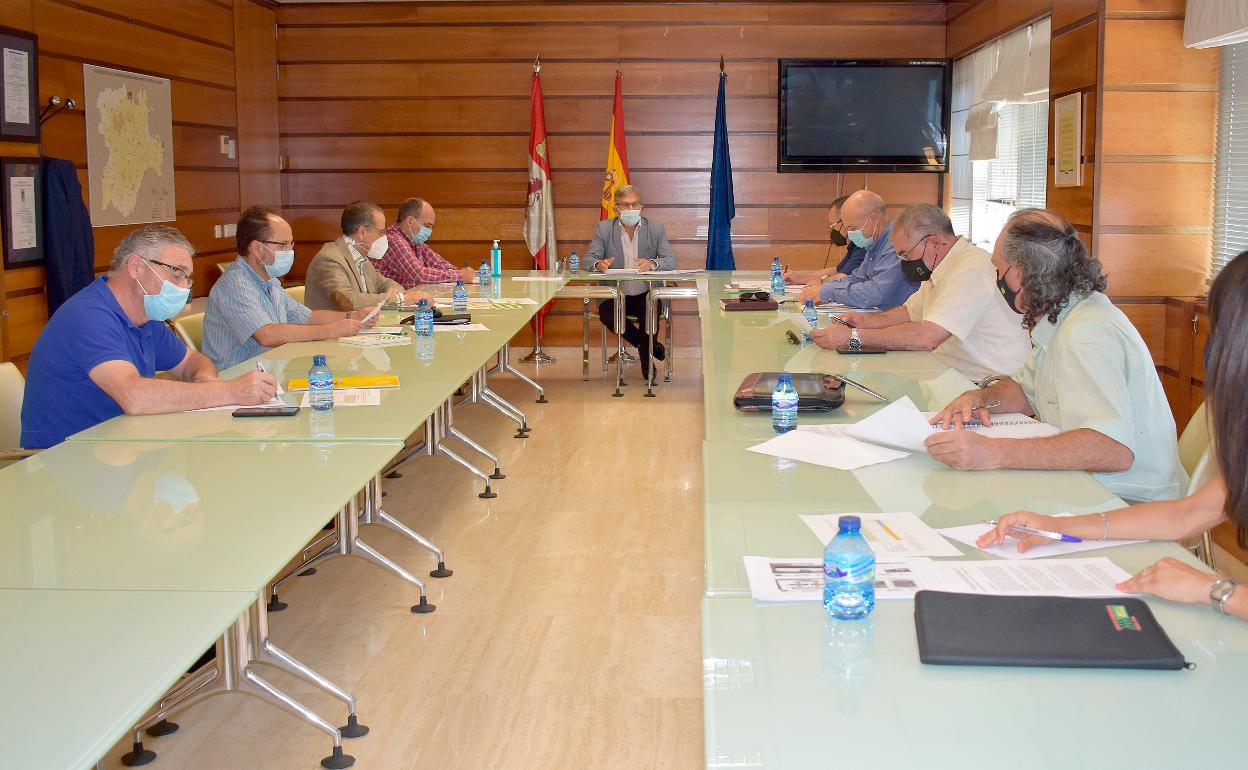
1053,92,1082,188
0,27,38,142
1,157,42,268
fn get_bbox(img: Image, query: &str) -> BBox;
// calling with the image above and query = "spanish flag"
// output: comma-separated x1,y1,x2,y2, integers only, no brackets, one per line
600,71,630,220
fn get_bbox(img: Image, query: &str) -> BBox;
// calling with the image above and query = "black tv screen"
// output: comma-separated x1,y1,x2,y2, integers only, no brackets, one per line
779,59,951,173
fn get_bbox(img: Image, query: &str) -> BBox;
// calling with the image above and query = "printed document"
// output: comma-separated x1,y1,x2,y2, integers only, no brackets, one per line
746,429,908,471
433,323,490,333
743,556,932,601
929,557,1131,597
800,512,963,561
937,516,1144,560
299,388,380,408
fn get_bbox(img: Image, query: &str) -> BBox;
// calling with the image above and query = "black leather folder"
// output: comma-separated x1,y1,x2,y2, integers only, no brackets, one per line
914,591,1190,670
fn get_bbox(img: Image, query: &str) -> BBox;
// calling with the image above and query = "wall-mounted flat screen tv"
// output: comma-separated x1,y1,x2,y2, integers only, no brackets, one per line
778,59,951,173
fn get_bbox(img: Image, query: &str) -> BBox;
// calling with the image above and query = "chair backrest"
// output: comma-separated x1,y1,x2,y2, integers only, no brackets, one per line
0,362,24,450
173,312,205,352
285,284,305,304
1187,446,1220,496
216,261,232,277
1178,401,1211,477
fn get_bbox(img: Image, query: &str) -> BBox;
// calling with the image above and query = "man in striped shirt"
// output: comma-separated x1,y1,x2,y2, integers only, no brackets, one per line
376,197,478,288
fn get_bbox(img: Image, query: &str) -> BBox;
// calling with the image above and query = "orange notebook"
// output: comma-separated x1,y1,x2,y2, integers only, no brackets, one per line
286,374,400,391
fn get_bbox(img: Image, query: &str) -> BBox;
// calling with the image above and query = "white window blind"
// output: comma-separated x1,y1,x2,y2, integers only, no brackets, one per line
1213,41,1248,278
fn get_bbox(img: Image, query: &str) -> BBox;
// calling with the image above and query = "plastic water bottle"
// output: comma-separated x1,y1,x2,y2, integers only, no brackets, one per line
823,515,876,620
308,354,334,412
802,300,819,343
478,260,492,288
452,278,468,312
415,298,434,337
415,334,434,362
490,239,502,278
771,372,798,433
569,250,580,274
770,256,785,298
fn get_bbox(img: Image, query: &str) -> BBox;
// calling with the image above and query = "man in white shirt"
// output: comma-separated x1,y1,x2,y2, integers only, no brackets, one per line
810,204,1031,382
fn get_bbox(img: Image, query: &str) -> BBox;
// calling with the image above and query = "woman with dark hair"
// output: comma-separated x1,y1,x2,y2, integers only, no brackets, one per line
980,248,1248,620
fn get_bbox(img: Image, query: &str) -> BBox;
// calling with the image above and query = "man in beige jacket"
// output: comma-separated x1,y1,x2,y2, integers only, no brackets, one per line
305,200,431,311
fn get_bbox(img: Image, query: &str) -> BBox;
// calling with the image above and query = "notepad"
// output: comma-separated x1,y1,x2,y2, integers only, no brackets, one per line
287,374,399,391
842,397,1061,453
338,334,410,347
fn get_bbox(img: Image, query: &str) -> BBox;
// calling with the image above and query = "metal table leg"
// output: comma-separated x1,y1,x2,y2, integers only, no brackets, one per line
473,366,530,438
612,286,624,397
582,298,591,381
361,474,452,578
498,343,547,403
123,600,356,770
442,397,504,480
426,400,497,499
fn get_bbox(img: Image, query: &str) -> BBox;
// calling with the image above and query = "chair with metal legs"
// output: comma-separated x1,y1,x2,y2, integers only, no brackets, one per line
645,285,698,397
553,284,624,392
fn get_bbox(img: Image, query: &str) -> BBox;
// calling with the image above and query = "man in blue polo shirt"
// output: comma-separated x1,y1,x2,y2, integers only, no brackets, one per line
20,225,278,448
797,189,916,311
202,206,373,370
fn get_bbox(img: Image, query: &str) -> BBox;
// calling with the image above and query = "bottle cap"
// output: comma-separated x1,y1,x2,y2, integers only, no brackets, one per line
313,354,326,366
777,372,793,383
493,239,500,247
805,300,814,307
837,515,861,532
418,298,429,307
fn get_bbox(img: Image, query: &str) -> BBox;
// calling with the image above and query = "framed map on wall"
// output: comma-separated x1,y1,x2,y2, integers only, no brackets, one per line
83,64,175,227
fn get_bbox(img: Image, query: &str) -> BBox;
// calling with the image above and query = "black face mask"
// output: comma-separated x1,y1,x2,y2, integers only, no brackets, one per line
829,228,848,248
997,276,1022,315
900,257,932,283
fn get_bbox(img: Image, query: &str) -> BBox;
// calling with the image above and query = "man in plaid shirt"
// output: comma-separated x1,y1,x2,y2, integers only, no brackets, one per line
377,197,478,288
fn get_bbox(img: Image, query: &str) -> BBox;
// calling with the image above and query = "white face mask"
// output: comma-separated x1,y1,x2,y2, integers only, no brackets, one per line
367,234,389,261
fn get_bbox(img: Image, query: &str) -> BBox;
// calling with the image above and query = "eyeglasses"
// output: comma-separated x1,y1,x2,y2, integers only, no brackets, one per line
896,235,930,261
616,200,643,211
785,330,801,346
738,291,771,302
262,240,295,251
144,258,193,289
827,220,843,233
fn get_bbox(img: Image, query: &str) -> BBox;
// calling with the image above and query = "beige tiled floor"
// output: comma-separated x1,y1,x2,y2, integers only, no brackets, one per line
101,348,705,770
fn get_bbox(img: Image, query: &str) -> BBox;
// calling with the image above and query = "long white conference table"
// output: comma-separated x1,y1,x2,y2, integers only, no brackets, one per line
2,274,565,769
697,273,1248,768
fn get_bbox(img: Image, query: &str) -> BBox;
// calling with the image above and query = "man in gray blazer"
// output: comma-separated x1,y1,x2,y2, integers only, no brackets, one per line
305,201,429,311
584,184,677,378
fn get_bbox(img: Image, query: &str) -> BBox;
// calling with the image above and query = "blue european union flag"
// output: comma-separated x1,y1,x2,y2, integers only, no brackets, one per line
706,69,735,270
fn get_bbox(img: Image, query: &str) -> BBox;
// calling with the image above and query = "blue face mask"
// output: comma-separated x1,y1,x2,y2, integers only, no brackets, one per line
409,223,432,245
138,260,190,322
262,242,294,279
847,215,876,249
619,210,642,227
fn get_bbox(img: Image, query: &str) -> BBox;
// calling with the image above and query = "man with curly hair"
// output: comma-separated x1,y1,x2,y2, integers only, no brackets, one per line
926,208,1186,502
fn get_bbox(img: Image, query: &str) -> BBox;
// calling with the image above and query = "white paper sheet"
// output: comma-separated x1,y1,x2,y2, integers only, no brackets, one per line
928,557,1132,597
3,48,29,125
746,429,908,471
743,556,932,601
188,396,284,412
338,333,410,347
9,176,35,250
920,412,1061,440
843,396,934,452
358,326,404,334
433,323,490,333
937,516,1145,560
298,388,380,407
511,276,564,282
800,512,964,561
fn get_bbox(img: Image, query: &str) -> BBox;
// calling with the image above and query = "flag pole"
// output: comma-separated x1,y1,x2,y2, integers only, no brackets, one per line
521,53,555,365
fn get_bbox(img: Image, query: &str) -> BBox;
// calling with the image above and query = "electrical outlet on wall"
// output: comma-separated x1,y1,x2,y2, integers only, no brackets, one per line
223,223,237,237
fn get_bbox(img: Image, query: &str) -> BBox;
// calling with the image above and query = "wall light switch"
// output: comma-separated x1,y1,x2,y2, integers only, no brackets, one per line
227,139,236,160
219,135,230,154
214,224,223,239
224,223,237,237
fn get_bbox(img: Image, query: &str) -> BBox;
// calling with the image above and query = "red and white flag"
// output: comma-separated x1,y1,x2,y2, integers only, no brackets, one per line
523,61,557,336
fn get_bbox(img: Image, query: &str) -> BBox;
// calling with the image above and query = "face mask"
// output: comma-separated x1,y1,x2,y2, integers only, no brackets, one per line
138,260,190,321
847,214,875,249
409,223,432,245
900,256,932,283
367,233,389,261
829,227,848,248
997,275,1022,315
262,242,294,279
619,210,642,227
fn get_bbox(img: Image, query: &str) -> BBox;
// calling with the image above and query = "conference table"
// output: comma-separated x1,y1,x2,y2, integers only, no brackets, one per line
3,274,563,769
695,272,1248,768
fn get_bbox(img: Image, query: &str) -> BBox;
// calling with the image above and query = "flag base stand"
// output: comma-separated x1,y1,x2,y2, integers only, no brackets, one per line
519,348,554,364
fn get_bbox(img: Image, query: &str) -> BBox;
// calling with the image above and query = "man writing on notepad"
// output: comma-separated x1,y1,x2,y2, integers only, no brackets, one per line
584,184,677,379
809,204,1030,382
202,206,377,370
20,226,277,448
927,209,1185,503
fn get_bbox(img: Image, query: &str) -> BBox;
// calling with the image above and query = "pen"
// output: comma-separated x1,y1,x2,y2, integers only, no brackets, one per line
975,399,1001,411
255,361,266,374
984,520,1082,544
832,373,888,402
830,314,856,329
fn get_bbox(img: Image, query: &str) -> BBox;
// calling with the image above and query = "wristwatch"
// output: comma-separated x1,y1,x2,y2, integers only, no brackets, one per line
847,328,862,352
979,374,1008,389
1211,578,1237,614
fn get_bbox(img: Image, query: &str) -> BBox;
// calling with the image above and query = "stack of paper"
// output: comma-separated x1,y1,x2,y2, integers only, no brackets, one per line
936,515,1143,560
743,556,931,601
433,323,490,333
298,388,380,408
746,428,907,471
339,333,410,347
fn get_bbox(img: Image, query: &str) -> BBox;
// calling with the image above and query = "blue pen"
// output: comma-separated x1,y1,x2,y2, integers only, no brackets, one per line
986,520,1082,544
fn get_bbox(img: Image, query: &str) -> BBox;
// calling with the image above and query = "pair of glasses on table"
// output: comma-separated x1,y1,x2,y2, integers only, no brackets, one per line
738,291,771,302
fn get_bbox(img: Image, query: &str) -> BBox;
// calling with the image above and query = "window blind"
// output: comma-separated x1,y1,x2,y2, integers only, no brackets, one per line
1213,41,1248,278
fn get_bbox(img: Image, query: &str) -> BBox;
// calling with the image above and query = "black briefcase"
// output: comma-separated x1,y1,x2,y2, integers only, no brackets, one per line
732,372,845,412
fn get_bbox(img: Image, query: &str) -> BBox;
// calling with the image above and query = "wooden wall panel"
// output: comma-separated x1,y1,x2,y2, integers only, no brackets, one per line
1099,233,1211,297
946,0,1050,58
235,0,282,208
1100,91,1217,157
1049,19,1098,96
1118,302,1166,365
276,2,946,346
1051,0,1097,30
2,0,271,362
1102,20,1218,87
